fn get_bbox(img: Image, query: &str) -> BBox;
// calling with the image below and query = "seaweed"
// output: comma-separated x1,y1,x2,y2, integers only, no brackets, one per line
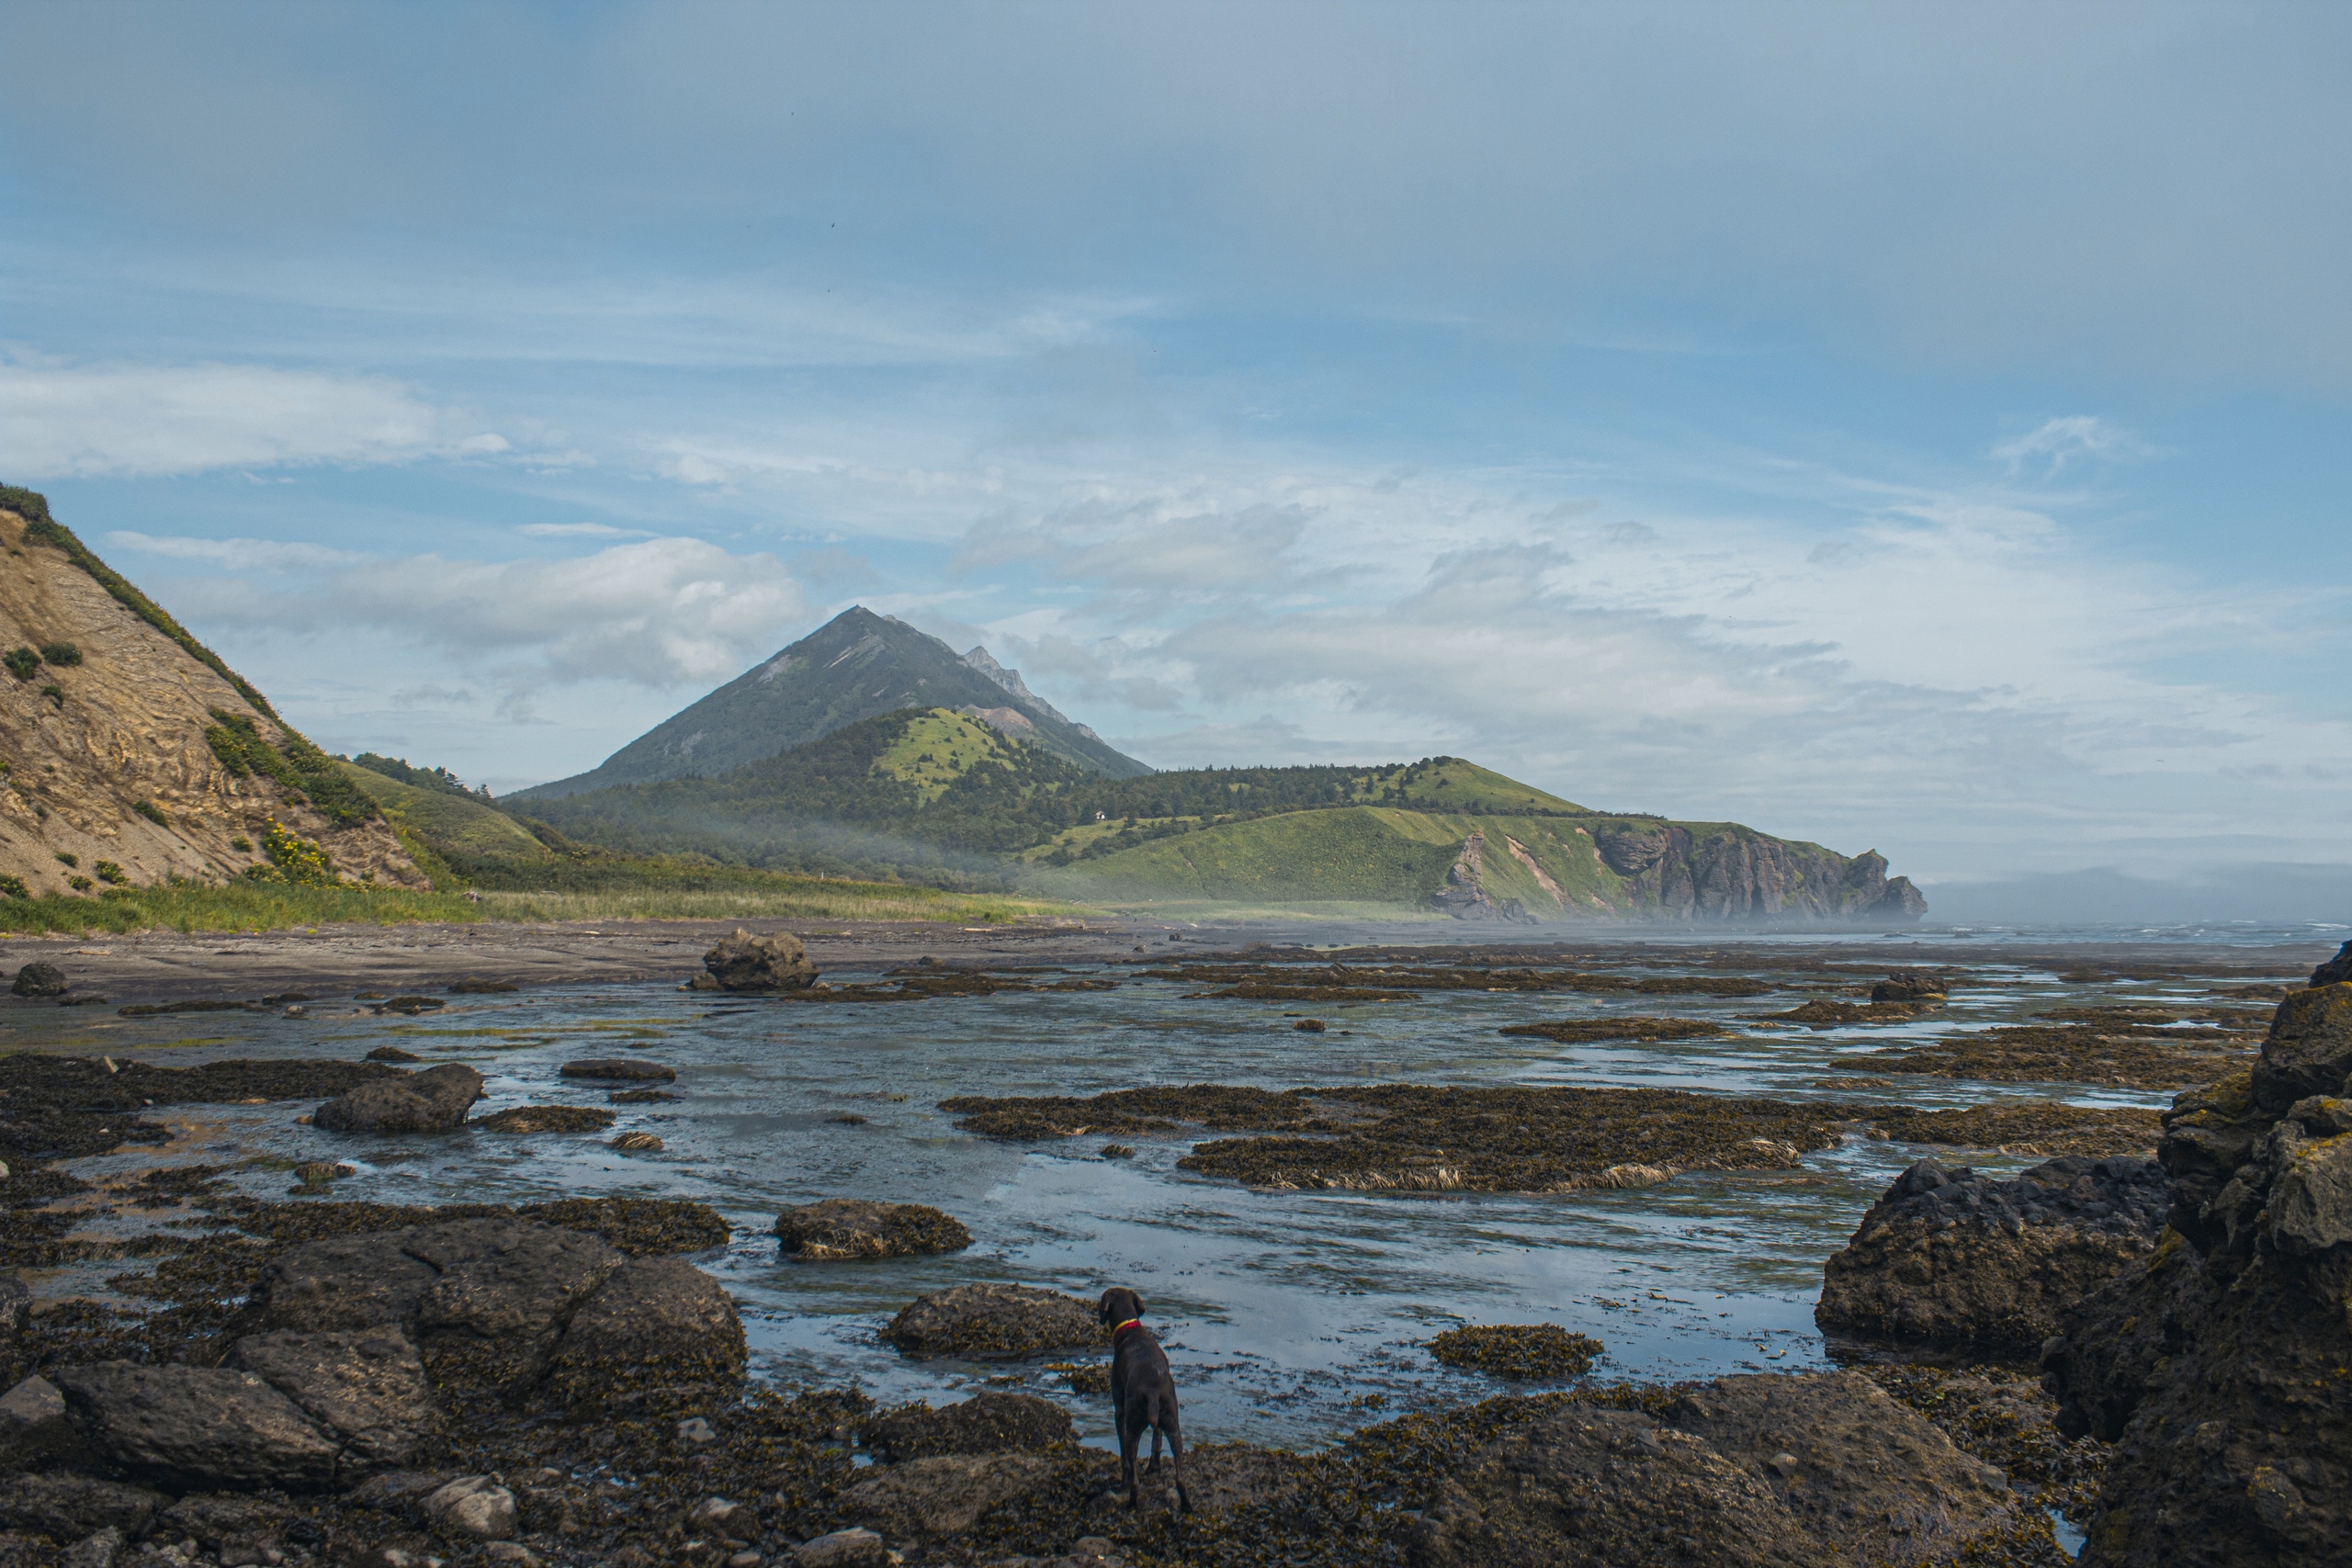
473,1105,618,1134
1427,1324,1604,1380
1498,1017,1730,1044
1828,1024,2256,1089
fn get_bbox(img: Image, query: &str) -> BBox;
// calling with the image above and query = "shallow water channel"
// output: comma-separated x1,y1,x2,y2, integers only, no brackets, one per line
19,937,2299,1451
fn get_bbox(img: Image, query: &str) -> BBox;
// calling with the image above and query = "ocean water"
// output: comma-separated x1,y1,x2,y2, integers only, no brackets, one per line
26,933,2321,1450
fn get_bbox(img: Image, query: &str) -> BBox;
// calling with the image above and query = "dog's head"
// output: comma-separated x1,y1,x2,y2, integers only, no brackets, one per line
1098,1286,1145,1326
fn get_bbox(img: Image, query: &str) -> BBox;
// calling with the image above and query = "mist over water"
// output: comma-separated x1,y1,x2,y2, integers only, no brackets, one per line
29,927,2328,1451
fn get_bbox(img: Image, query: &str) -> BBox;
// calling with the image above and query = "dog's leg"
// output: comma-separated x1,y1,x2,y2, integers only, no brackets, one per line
1147,1413,1163,1474
1118,1404,1141,1508
1167,1417,1192,1515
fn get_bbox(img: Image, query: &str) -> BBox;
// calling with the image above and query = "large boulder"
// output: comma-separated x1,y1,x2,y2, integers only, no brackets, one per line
2041,968,2352,1566
1657,1372,2019,1565
1408,1406,1835,1568
312,1063,484,1134
695,927,820,991
0,1376,68,1469
0,1474,165,1540
842,1451,1091,1541
2310,938,2352,989
226,1329,432,1468
882,1283,1103,1359
775,1199,971,1260
52,1363,342,1491
1871,968,1953,1003
1815,1156,2170,1352
548,1256,748,1407
9,963,65,998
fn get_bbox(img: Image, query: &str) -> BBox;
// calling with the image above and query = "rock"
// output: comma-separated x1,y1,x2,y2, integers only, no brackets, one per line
2040,979,2352,1566
1815,1156,2170,1351
1408,1405,1834,1567
60,1526,121,1567
0,1374,71,1465
2310,940,2352,989
472,1105,616,1134
548,1256,748,1407
1871,968,1953,1003
701,927,820,992
10,962,66,998
413,1221,624,1394
1657,1371,2020,1564
421,1475,517,1540
252,1231,442,1334
228,1328,432,1468
53,1363,341,1490
346,1470,453,1510
560,1059,677,1082
861,1392,1074,1461
366,1045,422,1063
484,1544,541,1565
882,1283,1103,1359
609,1131,664,1152
0,1474,166,1540
0,1271,28,1337
794,1528,893,1567
154,1494,290,1565
774,1199,971,1260
676,1416,716,1445
842,1451,1080,1540
312,1064,484,1134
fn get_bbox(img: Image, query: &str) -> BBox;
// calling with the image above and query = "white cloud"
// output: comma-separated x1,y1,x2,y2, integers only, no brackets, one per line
104,530,363,568
187,536,806,688
0,351,517,479
518,522,651,538
1993,415,2152,473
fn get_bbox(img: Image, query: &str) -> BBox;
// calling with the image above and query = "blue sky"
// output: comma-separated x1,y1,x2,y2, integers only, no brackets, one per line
3,2,2347,895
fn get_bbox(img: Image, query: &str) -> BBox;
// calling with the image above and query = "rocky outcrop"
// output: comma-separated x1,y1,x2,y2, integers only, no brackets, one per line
2041,957,2352,1566
1816,1156,2170,1352
53,1362,345,1492
1871,968,1954,1003
775,1199,971,1260
693,927,820,991
860,1393,1073,1461
1591,826,1925,926
882,1283,1102,1359
311,1063,484,1134
0,492,424,894
1430,832,1537,923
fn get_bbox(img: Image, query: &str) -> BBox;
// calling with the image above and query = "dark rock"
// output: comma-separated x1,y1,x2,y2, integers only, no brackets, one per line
253,1231,442,1334
1815,1156,2170,1351
794,1527,894,1567
1871,968,1953,1003
472,1105,616,1134
1407,1405,1834,1567
843,1451,1087,1540
882,1283,1103,1360
547,1256,747,1407
0,1474,165,1540
559,1059,677,1082
2041,979,2352,1566
365,1045,422,1063
373,996,445,1015
54,1362,342,1490
155,1494,291,1563
312,1064,484,1134
59,1526,121,1567
345,1470,454,1511
2310,940,2352,989
860,1393,1074,1461
0,1374,70,1466
413,1221,623,1394
0,1271,27,1337
10,963,65,998
1658,1371,2019,1564
775,1199,971,1260
228,1328,432,1468
419,1474,517,1540
696,927,820,992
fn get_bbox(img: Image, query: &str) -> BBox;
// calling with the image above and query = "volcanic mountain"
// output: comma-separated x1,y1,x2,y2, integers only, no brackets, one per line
0,488,423,895
516,607,1150,800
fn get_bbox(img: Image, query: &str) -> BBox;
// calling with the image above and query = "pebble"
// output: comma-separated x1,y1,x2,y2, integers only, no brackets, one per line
678,1416,717,1445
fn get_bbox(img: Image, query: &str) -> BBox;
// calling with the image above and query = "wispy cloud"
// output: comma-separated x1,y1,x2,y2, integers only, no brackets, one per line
104,531,364,568
1993,415,2153,474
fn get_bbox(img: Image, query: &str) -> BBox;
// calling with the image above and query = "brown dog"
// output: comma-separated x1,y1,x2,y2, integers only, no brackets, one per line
1097,1286,1190,1513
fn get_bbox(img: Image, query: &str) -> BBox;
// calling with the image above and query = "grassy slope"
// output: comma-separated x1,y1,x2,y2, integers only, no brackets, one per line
340,762,556,867
870,708,1028,803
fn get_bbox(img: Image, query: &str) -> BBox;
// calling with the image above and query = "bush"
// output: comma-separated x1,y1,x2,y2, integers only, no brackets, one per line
3,648,37,681
230,835,252,852
53,852,75,867
132,799,169,827
93,860,128,886
67,874,93,891
204,710,376,826
260,818,337,886
0,875,27,900
40,684,62,708
38,642,80,667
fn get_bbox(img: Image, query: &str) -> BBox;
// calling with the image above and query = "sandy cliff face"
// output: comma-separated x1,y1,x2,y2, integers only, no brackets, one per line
0,504,424,894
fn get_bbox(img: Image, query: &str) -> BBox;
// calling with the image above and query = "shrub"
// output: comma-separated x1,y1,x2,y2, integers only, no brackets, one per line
3,648,37,680
0,875,26,900
92,860,128,886
67,874,93,891
40,684,62,708
203,710,375,826
38,642,80,667
230,835,253,852
260,818,337,886
132,799,169,827
53,852,75,867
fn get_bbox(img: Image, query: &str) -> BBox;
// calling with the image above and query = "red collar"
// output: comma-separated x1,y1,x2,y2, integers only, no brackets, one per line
1110,1317,1144,1342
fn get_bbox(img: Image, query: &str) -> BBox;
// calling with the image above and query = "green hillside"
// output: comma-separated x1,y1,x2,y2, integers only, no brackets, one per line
340,761,559,883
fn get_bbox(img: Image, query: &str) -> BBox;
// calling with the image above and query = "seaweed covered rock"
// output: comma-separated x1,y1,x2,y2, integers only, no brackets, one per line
1408,1405,1833,1568
860,1392,1074,1461
1657,1371,2020,1565
775,1199,971,1260
0,1473,166,1541
52,1362,344,1491
251,1217,743,1410
1427,1325,1602,1380
695,927,820,992
225,1329,431,1469
472,1104,616,1134
312,1063,484,1134
1871,968,1955,1003
1815,1156,2170,1352
8,963,65,998
882,1283,1103,1360
842,1450,1094,1541
2040,965,2352,1566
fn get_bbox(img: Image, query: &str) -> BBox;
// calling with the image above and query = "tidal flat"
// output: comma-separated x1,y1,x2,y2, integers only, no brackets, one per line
0,920,2331,1456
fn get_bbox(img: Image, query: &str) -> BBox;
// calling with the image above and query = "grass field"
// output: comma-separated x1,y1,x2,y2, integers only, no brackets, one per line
0,871,1083,935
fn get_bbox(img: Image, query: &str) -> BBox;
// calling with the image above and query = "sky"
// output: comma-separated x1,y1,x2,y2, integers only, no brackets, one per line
3,2,2348,907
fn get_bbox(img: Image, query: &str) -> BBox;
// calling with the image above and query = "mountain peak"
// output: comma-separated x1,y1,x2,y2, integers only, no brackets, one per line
515,606,1149,798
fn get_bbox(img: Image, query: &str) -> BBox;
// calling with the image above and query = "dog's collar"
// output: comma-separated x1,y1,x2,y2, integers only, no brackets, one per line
1110,1317,1144,1341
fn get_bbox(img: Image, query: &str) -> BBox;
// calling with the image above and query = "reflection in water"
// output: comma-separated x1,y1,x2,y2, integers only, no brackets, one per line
31,946,2245,1450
